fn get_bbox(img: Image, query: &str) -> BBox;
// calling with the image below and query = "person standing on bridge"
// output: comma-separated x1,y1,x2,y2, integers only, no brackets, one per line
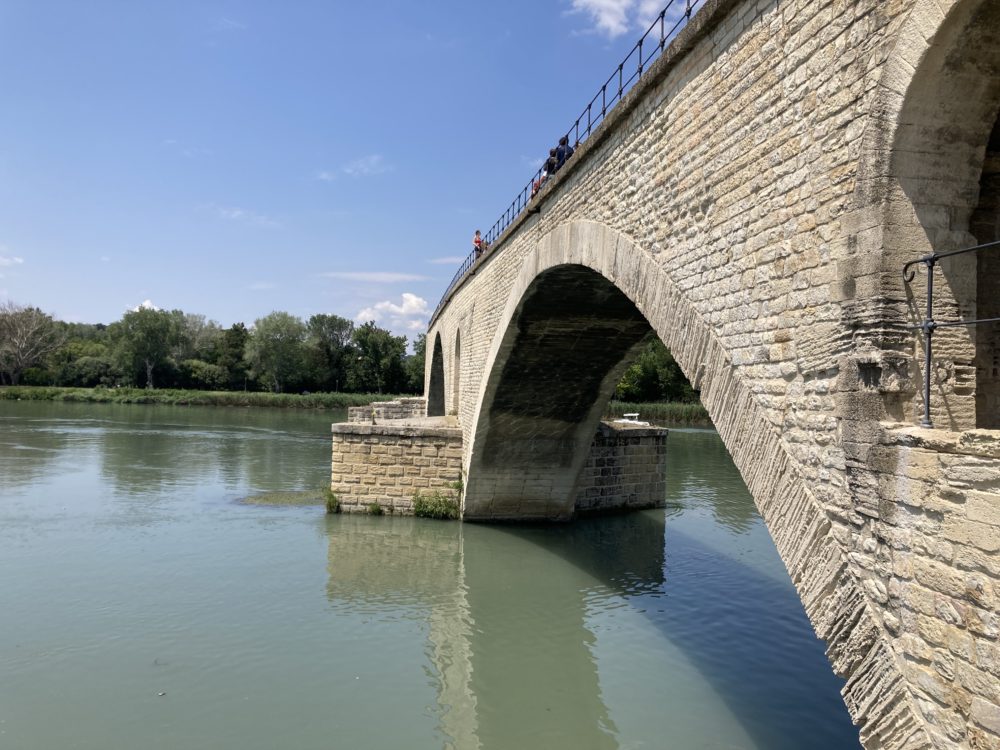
555,135,574,171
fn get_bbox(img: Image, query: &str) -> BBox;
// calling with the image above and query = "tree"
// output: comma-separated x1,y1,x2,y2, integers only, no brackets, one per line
306,314,354,392
405,333,426,394
245,311,307,393
348,321,407,394
0,301,64,385
216,322,250,389
113,307,179,389
615,339,698,403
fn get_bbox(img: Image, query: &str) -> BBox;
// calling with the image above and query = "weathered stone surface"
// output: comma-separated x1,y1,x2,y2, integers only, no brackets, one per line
423,1,1000,747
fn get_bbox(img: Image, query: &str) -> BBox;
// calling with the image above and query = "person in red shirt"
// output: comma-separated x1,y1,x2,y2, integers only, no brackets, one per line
473,230,483,259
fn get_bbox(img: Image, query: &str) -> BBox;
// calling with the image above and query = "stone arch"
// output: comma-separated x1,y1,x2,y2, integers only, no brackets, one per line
464,219,926,748
848,0,1000,429
452,330,461,417
427,332,445,417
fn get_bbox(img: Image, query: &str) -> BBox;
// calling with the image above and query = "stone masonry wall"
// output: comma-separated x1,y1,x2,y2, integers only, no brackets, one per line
347,398,427,424
425,1,1000,747
847,424,1000,747
331,419,667,517
330,423,462,514
575,422,668,514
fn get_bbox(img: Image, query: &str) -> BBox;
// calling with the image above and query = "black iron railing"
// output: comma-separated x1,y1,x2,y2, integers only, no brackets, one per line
902,239,1000,427
431,0,703,321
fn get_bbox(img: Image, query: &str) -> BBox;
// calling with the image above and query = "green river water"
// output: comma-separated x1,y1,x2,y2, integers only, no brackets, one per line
0,401,859,749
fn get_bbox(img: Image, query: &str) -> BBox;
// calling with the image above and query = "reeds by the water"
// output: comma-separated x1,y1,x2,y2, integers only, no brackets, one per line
0,386,406,410
604,400,712,427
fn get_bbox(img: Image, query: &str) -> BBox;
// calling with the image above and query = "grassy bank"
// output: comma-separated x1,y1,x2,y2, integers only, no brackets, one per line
0,386,410,410
605,400,712,427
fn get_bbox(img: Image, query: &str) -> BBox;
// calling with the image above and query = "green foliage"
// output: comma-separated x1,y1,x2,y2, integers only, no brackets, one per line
216,322,250,390
405,333,427,393
179,359,228,390
605,400,712,427
245,311,308,393
413,490,460,520
112,307,179,389
324,488,340,514
615,339,699,404
307,314,355,392
366,502,384,516
3,300,425,395
349,321,408,394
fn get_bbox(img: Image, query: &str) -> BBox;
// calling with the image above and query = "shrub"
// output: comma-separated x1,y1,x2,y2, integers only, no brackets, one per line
367,502,384,516
413,490,459,520
324,488,340,514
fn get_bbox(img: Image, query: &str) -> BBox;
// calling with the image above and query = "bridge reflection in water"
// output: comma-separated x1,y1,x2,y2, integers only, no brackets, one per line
325,432,859,750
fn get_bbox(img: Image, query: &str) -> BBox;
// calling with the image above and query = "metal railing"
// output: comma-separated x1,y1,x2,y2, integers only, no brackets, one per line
902,239,1000,427
431,0,703,321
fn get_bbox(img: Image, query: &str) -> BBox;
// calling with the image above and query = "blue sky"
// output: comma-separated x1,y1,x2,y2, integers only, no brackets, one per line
0,0,673,339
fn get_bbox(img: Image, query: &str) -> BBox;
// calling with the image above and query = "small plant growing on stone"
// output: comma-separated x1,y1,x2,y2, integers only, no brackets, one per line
367,502,384,516
324,488,340,514
413,490,459,520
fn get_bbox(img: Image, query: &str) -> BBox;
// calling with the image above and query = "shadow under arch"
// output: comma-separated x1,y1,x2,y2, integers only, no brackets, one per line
462,219,918,746
427,332,445,417
849,0,1000,429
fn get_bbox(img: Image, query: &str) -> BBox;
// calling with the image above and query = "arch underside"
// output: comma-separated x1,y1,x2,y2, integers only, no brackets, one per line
465,265,652,520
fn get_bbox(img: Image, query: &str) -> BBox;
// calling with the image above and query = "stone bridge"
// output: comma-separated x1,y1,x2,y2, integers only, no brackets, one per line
423,0,1000,747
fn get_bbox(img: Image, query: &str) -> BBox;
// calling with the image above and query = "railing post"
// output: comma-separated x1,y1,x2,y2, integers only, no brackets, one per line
660,10,665,49
638,38,644,78
920,259,936,428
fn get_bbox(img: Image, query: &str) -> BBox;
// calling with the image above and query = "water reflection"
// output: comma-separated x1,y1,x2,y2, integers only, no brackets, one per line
665,428,760,533
325,514,669,749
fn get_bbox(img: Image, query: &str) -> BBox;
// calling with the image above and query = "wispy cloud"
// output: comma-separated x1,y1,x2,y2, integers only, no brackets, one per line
426,256,466,265
100,256,111,263
342,154,392,178
162,138,212,159
316,170,337,182
247,281,275,291
357,292,430,333
130,299,160,312
213,204,280,228
323,271,429,283
216,17,246,31
0,252,23,279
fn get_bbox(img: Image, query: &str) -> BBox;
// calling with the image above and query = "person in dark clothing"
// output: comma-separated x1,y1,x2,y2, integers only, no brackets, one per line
556,135,575,170
544,148,558,177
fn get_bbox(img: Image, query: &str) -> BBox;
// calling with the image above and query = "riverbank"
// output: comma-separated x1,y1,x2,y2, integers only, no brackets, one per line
0,386,409,409
605,400,712,427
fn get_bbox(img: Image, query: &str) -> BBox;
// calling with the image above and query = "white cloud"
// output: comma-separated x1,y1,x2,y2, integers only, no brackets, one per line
342,154,392,178
213,205,280,228
426,256,466,265
569,0,680,38
100,255,111,263
247,281,275,290
323,271,429,283
356,293,430,334
0,254,24,267
316,170,336,182
130,299,160,312
570,0,633,37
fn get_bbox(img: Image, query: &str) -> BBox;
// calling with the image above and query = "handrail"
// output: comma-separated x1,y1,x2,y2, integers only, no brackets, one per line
431,0,703,322
902,238,1000,427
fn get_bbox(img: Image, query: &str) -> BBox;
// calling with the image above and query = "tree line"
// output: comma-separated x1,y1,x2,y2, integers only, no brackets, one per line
0,301,426,394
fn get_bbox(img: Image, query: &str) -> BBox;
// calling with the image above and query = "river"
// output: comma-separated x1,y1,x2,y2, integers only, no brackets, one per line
0,400,860,749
